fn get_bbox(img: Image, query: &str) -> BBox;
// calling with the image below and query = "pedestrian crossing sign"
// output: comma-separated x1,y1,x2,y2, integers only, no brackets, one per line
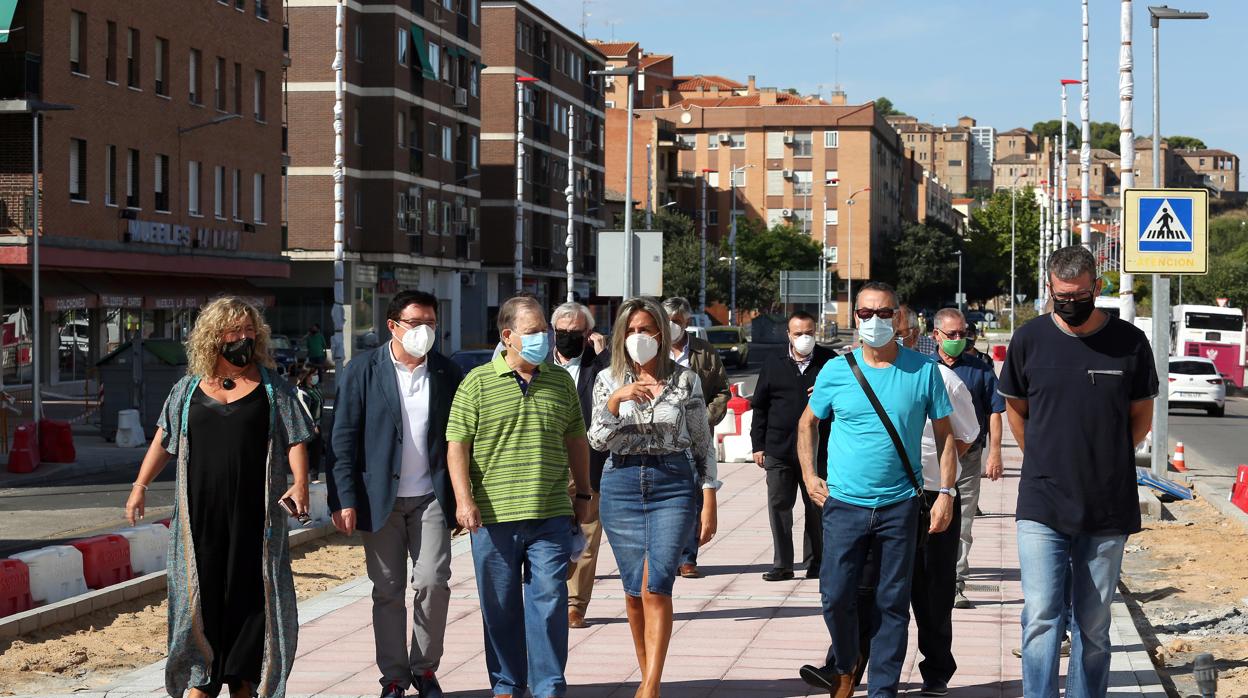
1122,188,1208,274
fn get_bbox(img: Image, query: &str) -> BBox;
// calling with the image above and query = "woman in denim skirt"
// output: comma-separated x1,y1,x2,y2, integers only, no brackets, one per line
588,297,720,698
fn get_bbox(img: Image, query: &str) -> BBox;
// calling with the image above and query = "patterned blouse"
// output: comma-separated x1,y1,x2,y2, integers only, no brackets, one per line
588,365,720,489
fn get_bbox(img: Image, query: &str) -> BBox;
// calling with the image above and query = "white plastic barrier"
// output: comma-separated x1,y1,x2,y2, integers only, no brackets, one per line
721,410,755,463
12,545,89,605
714,408,742,439
117,523,170,575
307,482,330,525
731,380,752,400
115,409,146,448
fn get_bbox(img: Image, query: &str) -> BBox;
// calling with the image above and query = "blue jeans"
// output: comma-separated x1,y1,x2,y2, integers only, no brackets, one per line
600,453,698,596
1017,519,1127,698
819,495,919,698
471,516,574,697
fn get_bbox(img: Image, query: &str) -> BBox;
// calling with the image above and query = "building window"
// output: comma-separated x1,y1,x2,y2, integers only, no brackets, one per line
153,38,168,95
104,145,116,206
708,210,719,225
949,159,963,167
253,173,265,223
397,193,407,231
354,190,363,228
729,132,746,149
189,49,202,104
126,28,140,88
214,57,226,110
213,166,225,218
397,28,409,66
766,170,785,196
470,0,479,24
604,100,615,109
154,153,170,212
255,0,269,20
105,21,117,82
707,171,720,188
707,133,718,150
730,168,747,187
470,135,479,169
824,130,839,149
793,170,813,195
70,11,87,74
428,43,441,78
470,63,479,97
232,169,242,220
69,138,87,201
397,111,406,147
233,62,242,114
126,149,141,208
793,132,813,157
253,70,266,121
825,209,838,226
187,160,201,215
353,108,362,145
825,169,839,185
426,199,437,234
441,126,453,161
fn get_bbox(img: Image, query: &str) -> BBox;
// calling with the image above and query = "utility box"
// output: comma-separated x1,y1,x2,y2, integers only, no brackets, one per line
97,340,187,440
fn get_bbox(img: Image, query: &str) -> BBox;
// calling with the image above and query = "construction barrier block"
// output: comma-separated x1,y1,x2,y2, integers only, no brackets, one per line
721,410,756,463
992,345,1007,362
116,524,170,576
115,409,145,449
11,545,88,605
0,559,33,618
155,517,172,528
1231,465,1248,514
38,418,76,463
71,534,134,589
6,423,39,474
307,482,330,525
714,408,741,441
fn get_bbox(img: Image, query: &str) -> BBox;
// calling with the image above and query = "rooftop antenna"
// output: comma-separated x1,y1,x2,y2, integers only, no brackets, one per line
605,18,619,41
832,33,843,93
580,0,592,38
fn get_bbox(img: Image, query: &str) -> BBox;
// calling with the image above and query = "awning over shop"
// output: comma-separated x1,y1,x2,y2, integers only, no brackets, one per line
11,271,273,312
411,24,437,80
11,271,98,313
0,1,18,44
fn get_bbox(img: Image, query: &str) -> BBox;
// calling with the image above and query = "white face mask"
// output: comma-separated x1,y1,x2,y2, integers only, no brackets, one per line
625,333,660,365
858,316,896,348
792,334,816,357
309,374,320,386
400,324,436,359
669,321,685,343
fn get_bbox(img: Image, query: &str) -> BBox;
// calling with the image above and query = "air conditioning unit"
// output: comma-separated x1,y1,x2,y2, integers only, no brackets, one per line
460,271,477,287
782,133,795,145
580,138,594,153
718,132,731,143
781,169,793,179
604,75,615,87
454,87,469,107
780,208,793,218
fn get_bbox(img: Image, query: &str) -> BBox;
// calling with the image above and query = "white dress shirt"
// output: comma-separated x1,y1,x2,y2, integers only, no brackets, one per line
555,353,582,388
391,346,434,497
920,363,981,491
672,340,692,368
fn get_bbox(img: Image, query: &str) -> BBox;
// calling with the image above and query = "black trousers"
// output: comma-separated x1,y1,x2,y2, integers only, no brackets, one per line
764,456,822,571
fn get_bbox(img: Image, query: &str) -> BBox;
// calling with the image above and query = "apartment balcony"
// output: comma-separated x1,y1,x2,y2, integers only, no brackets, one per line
0,193,34,234
581,255,596,273
409,147,424,177
531,247,551,269
0,52,41,100
673,170,698,187
455,234,470,259
407,233,424,256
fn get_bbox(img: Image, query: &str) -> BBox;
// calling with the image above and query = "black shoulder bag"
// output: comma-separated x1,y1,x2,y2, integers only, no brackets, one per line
844,352,930,548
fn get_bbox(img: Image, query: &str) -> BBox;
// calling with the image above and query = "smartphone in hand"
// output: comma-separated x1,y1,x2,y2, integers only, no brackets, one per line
280,496,313,526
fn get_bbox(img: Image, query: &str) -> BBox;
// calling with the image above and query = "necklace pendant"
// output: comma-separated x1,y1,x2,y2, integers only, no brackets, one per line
222,377,236,390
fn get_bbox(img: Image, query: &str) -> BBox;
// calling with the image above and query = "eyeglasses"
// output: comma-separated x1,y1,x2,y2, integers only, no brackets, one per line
1049,288,1095,304
393,317,436,329
937,329,968,340
854,307,896,321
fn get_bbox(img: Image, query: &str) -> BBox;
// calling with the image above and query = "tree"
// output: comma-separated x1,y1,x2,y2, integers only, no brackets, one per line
1166,135,1207,151
662,231,729,307
1032,120,1081,149
874,96,905,116
965,187,1042,304
1176,214,1248,308
892,222,960,306
1090,121,1121,153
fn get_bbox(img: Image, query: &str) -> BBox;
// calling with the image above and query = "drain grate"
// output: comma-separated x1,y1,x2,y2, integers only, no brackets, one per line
964,584,1001,592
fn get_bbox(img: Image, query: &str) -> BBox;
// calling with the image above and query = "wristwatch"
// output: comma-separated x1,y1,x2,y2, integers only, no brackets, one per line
938,487,957,498
575,492,594,501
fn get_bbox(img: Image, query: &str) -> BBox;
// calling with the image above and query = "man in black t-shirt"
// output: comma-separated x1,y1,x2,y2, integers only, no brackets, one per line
998,246,1158,698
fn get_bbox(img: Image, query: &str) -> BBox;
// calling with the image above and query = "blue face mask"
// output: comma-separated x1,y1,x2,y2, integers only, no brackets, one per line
516,331,550,365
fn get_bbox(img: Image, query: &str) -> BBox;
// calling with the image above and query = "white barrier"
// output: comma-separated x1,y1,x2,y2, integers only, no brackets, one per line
307,482,330,525
117,524,170,575
115,409,146,448
721,410,755,463
12,545,89,605
714,408,741,439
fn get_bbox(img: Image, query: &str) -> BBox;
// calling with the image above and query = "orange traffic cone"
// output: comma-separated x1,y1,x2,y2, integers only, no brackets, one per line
1173,442,1187,472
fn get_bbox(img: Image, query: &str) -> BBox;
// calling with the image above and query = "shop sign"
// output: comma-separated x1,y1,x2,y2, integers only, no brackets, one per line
101,294,143,309
127,219,241,251
395,267,421,288
354,264,379,285
53,297,88,311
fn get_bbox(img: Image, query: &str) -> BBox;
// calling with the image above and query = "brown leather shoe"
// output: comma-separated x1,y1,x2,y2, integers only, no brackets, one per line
799,665,854,698
568,608,587,629
679,563,701,578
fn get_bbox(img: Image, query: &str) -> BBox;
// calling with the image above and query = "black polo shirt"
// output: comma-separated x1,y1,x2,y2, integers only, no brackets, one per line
998,314,1158,536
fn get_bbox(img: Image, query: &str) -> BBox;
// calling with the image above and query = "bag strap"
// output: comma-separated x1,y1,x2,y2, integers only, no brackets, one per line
844,351,923,497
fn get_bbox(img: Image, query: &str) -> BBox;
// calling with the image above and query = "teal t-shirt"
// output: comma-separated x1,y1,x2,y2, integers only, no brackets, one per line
808,347,953,507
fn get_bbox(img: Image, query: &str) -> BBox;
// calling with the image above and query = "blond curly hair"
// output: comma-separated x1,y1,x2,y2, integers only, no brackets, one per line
185,296,276,378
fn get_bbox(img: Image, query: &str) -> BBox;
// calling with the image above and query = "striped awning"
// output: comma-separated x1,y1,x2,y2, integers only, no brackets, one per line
0,0,18,44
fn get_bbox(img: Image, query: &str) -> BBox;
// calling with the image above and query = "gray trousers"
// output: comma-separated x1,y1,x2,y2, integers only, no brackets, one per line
955,445,984,586
360,494,452,688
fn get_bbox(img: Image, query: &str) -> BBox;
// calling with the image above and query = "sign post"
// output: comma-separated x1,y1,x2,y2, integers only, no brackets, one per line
1122,187,1208,480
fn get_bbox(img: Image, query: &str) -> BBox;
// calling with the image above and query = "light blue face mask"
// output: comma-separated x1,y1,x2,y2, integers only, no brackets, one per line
857,316,896,348
517,331,550,365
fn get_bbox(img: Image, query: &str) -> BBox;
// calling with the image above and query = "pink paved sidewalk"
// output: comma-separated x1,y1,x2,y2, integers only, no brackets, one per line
97,437,1164,697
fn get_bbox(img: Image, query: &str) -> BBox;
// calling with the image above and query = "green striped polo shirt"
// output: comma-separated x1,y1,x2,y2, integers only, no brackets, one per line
446,351,586,525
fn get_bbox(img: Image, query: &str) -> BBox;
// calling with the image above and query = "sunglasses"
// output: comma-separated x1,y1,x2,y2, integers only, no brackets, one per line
854,307,897,321
937,329,968,340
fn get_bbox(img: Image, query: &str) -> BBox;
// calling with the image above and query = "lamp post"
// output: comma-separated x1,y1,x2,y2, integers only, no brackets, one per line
332,0,346,374
1039,179,1049,304
1080,0,1093,249
590,65,638,297
727,164,753,326
1060,78,1080,247
25,100,74,435
1119,0,1138,323
514,76,539,295
845,186,870,327
819,177,839,340
699,169,711,313
1148,4,1208,481
955,250,964,314
1010,173,1022,332
565,104,576,303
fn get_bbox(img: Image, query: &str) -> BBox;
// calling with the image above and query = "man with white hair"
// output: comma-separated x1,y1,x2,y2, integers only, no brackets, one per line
550,302,609,629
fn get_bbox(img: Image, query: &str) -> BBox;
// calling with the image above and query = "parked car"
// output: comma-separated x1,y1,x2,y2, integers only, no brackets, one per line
269,334,299,375
1168,356,1226,417
450,349,496,374
707,326,750,369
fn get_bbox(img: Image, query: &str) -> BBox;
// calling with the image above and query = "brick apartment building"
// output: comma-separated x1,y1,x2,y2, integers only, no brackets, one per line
283,0,484,356
889,114,976,196
1172,148,1239,194
478,0,606,315
0,0,285,385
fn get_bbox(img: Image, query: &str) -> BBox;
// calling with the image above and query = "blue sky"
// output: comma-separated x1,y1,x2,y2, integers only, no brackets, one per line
541,0,1246,187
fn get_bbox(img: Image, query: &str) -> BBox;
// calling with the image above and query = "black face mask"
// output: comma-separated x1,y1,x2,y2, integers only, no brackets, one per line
1053,296,1096,327
221,337,256,368
554,330,586,359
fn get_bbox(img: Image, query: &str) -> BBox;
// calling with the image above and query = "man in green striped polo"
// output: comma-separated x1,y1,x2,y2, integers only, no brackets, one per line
447,295,593,698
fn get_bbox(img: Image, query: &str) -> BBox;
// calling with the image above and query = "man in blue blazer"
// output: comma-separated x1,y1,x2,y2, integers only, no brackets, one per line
328,290,463,698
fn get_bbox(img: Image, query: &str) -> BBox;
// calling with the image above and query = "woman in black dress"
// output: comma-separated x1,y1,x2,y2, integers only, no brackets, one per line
127,296,312,698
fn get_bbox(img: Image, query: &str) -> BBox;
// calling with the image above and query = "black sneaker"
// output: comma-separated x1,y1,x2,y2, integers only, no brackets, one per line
805,563,821,578
412,671,443,698
380,682,405,698
921,682,949,696
762,568,794,582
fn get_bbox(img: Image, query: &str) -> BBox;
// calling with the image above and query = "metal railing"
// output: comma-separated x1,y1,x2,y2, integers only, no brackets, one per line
0,52,42,100
0,193,36,234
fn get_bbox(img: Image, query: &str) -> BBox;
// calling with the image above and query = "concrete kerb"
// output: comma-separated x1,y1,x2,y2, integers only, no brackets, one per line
0,522,339,640
0,442,147,489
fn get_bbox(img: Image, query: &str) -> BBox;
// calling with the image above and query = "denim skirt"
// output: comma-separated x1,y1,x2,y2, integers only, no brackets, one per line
599,452,699,597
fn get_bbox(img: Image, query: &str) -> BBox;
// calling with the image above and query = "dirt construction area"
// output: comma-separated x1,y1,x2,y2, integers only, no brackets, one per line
0,533,367,696
1121,495,1248,697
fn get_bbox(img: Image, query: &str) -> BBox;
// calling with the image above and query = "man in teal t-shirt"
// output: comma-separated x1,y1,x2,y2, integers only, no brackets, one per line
795,281,960,698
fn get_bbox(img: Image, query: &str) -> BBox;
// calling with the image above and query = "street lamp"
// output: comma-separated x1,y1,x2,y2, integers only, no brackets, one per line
728,164,753,326
514,76,540,295
699,169,712,313
1147,4,1208,481
1059,78,1080,248
1009,173,1023,333
954,250,964,314
819,177,839,340
845,186,870,327
590,65,638,297
25,99,75,437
